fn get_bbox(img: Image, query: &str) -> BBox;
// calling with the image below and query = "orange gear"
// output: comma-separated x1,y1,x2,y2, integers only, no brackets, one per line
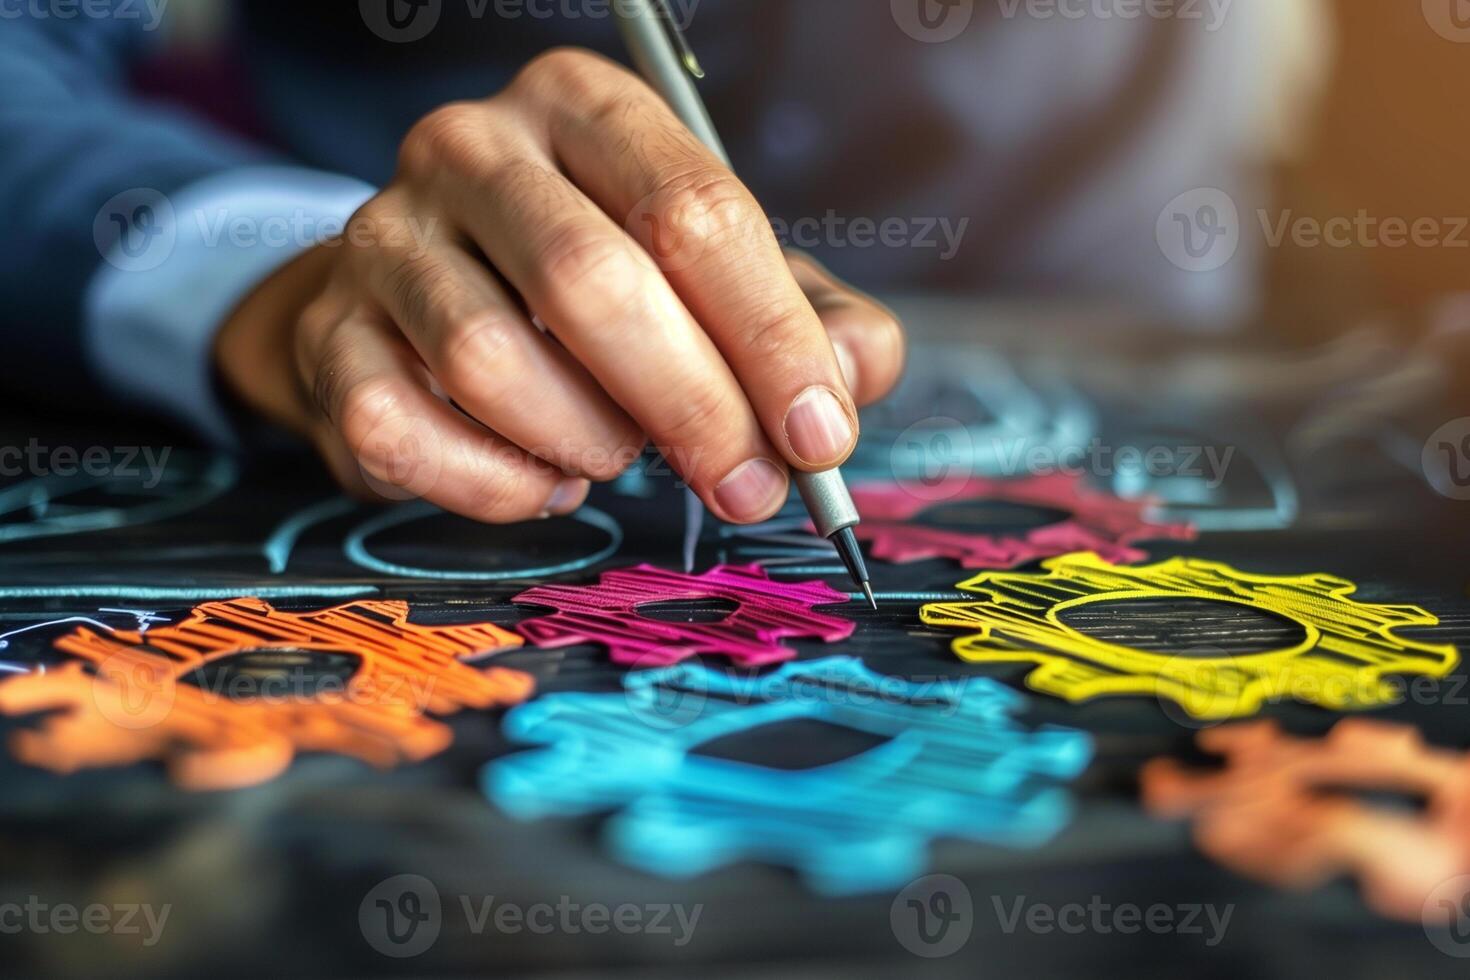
0,598,531,790
1142,720,1470,922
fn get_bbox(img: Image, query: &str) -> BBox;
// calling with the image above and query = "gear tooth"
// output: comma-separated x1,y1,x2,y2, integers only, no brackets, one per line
508,564,856,668
378,599,412,620
848,475,1191,570
1143,719,1470,922
484,656,1093,893
0,598,530,788
922,555,1459,719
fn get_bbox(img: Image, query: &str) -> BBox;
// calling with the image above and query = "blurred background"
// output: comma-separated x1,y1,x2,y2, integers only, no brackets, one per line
6,6,1470,977
124,0,1469,329
1270,2,1470,333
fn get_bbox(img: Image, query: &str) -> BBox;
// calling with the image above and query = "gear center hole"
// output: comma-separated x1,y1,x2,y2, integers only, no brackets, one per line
181,648,360,701
691,719,891,771
917,500,1070,535
636,597,739,624
1058,598,1308,657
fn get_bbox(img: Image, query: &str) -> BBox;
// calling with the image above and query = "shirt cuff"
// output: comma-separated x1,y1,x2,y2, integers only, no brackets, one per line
83,166,377,446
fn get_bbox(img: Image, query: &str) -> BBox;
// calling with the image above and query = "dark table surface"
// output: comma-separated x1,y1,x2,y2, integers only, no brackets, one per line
1,301,1468,978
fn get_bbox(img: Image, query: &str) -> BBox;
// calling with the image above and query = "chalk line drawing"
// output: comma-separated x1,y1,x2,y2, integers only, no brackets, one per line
1143,719,1470,923
920,553,1459,720
848,474,1193,569
0,598,531,789
343,501,623,581
512,564,853,668
485,656,1093,894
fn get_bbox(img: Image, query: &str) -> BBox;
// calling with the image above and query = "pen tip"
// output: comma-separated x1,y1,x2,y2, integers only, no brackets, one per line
862,581,877,610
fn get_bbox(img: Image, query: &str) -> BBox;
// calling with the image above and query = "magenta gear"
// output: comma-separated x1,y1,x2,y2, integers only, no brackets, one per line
847,473,1194,569
511,564,855,668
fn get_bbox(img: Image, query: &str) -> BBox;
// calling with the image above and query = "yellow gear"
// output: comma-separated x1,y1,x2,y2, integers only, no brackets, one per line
919,553,1459,720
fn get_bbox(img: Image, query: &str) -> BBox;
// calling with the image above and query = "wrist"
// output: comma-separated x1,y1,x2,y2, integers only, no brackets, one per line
214,242,339,431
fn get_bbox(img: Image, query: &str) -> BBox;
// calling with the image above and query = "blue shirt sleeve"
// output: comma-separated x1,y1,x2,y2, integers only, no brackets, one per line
0,11,265,407
84,167,376,446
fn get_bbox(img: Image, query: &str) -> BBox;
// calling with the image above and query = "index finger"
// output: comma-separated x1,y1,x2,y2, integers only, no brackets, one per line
511,51,860,472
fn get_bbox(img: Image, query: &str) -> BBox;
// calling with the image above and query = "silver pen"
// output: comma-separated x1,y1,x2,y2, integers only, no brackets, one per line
617,0,876,608
614,0,876,609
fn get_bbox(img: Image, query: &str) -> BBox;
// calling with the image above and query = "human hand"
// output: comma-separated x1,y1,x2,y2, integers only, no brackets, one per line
215,48,905,524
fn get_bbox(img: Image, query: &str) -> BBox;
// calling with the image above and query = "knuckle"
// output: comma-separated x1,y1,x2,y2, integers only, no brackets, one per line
294,301,344,391
741,302,815,362
869,305,908,389
401,101,490,176
583,89,643,135
439,313,522,393
383,253,449,330
515,47,610,100
337,377,410,449
537,220,645,303
647,169,759,253
295,298,340,344
305,326,353,421
309,364,345,425
657,385,735,453
343,197,401,253
784,249,822,276
496,161,573,225
581,439,648,482
468,464,536,522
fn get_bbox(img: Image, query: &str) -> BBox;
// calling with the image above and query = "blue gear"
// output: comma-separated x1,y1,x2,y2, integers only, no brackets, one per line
483,657,1092,895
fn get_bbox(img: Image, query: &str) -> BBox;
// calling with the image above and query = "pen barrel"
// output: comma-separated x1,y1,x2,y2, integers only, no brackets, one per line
614,0,732,166
795,470,860,539
617,0,865,552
